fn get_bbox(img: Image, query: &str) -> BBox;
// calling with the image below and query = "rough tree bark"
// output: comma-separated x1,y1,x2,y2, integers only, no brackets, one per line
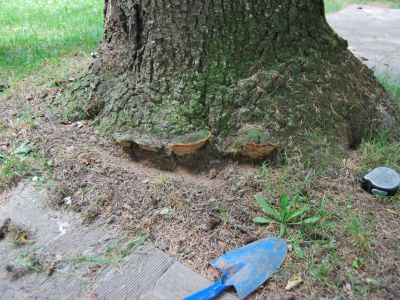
62,0,398,160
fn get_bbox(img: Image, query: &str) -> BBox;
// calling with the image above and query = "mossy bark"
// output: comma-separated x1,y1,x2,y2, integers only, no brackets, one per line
62,0,399,157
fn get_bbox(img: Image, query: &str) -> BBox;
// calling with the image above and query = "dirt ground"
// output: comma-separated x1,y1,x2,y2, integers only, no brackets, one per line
0,53,399,299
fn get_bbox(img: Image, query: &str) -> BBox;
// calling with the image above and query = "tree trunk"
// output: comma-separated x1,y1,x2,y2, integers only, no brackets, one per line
62,0,398,160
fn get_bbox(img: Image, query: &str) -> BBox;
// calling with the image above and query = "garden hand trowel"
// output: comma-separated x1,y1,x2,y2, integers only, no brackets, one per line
183,237,287,300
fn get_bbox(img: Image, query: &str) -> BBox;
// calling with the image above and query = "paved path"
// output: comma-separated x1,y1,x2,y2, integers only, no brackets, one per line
328,5,400,81
0,185,237,299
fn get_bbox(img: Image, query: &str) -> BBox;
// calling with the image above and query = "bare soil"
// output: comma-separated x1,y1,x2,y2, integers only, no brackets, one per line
0,57,399,299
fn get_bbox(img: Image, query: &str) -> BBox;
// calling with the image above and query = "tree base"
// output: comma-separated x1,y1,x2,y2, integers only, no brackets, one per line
54,49,399,165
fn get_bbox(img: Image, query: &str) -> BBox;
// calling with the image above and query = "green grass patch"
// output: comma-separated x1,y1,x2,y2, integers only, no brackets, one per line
9,236,148,278
57,235,148,268
0,141,50,191
0,0,103,81
0,111,53,191
377,75,400,101
325,0,344,13
254,193,320,237
361,132,400,173
346,212,372,255
307,249,338,287
14,249,45,273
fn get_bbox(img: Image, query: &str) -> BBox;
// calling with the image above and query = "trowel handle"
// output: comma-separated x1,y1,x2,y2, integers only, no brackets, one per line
182,278,227,300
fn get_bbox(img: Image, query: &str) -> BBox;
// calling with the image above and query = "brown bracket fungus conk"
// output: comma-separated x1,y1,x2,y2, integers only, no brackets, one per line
232,127,279,159
169,131,212,156
240,142,279,159
137,144,160,153
136,139,163,153
114,133,164,153
114,129,278,161
113,133,134,151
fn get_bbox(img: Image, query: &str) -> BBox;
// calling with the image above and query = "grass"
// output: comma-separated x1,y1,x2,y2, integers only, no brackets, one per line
254,128,398,295
7,235,147,279
14,249,44,273
307,249,338,288
325,0,400,13
0,142,49,191
56,235,148,269
0,0,103,82
254,193,320,237
253,192,328,259
378,74,400,101
361,132,400,173
0,111,52,191
346,212,372,255
255,168,334,259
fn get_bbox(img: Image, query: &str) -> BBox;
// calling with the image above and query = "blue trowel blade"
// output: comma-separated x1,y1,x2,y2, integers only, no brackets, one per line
211,237,287,299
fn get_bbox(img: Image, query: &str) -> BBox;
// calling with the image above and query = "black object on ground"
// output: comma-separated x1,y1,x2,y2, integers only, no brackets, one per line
362,167,400,196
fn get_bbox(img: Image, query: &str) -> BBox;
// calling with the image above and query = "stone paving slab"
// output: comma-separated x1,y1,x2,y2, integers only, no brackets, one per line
139,262,237,300
0,185,238,299
327,5,400,81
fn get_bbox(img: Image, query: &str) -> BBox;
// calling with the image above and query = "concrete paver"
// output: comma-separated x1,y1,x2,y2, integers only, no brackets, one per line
0,185,238,299
328,5,400,81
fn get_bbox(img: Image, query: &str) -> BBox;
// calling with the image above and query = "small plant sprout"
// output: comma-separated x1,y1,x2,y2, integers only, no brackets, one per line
253,194,320,236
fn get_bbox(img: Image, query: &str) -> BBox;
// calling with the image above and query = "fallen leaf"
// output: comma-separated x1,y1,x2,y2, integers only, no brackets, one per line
285,274,303,290
385,208,398,216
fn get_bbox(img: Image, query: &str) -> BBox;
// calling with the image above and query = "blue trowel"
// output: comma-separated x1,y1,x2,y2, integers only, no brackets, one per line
183,237,287,300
